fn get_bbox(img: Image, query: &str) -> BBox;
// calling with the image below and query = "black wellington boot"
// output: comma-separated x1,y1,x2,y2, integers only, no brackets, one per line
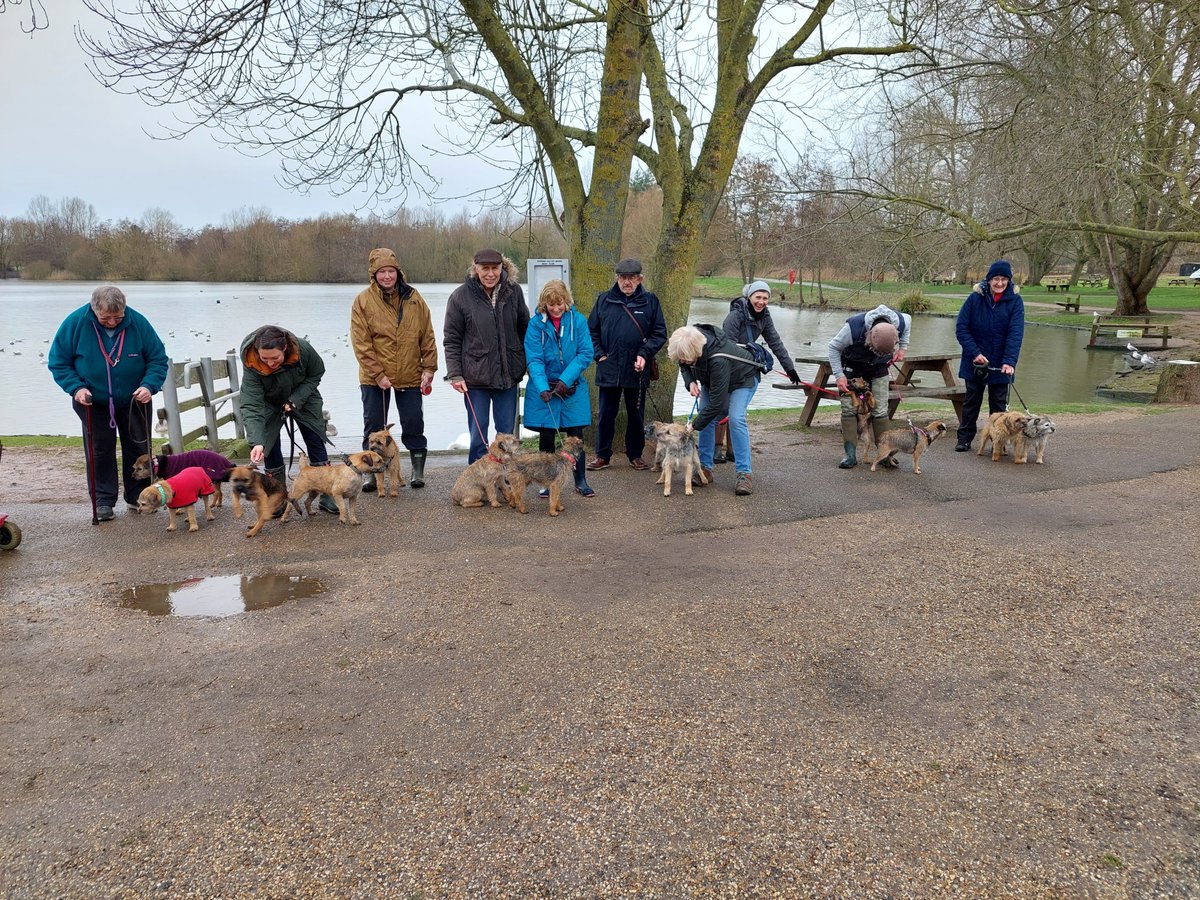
409,450,427,488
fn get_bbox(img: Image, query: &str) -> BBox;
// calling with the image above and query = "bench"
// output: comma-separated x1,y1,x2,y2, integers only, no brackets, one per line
1055,298,1081,312
1088,317,1171,349
1041,275,1071,292
1078,275,1107,287
1167,278,1198,287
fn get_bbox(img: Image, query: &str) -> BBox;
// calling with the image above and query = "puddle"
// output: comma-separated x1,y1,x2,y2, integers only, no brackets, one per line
119,575,326,617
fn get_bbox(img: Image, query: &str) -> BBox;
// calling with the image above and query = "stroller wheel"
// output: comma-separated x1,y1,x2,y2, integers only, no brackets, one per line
0,520,21,551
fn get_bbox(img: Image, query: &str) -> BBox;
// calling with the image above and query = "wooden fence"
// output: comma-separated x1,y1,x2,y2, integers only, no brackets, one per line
157,351,246,451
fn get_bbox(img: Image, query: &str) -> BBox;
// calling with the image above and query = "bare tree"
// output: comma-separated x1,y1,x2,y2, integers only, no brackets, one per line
847,0,1200,313
81,0,924,408
1,0,48,33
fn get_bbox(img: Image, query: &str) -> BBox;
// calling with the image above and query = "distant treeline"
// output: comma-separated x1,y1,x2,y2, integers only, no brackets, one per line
0,196,569,283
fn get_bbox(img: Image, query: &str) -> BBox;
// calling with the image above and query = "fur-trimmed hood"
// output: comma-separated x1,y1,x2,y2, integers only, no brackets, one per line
240,327,301,375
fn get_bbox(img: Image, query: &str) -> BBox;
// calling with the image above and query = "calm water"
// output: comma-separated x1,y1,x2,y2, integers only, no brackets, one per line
0,282,1118,448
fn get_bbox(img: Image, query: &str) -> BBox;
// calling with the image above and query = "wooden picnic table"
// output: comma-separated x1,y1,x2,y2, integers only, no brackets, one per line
782,351,966,427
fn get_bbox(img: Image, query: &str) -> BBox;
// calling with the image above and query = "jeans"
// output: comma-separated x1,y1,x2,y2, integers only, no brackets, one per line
595,385,646,462
957,379,1010,445
464,385,519,464
361,385,427,452
697,378,758,474
264,418,329,471
74,398,153,506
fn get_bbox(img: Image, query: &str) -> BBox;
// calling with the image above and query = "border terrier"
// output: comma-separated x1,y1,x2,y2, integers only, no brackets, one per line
505,436,585,515
451,433,522,509
133,447,233,508
228,466,289,538
648,421,706,497
367,423,405,495
979,411,1056,464
279,451,386,526
847,376,877,449
870,420,948,474
135,466,216,532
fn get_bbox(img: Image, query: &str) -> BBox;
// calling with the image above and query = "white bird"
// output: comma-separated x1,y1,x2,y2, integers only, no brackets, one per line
447,432,472,451
1124,347,1158,369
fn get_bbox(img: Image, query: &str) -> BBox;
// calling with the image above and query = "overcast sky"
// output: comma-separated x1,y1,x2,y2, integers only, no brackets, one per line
0,0,495,230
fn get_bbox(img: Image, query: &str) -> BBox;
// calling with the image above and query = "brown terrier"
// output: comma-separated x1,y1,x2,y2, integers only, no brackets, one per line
135,466,216,533
279,451,386,526
451,434,522,509
228,466,289,538
847,376,877,451
367,423,405,495
870,420,948,474
978,411,1057,464
505,436,585,516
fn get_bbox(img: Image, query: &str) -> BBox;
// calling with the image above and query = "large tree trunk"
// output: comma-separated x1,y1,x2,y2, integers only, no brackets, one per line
1101,233,1174,316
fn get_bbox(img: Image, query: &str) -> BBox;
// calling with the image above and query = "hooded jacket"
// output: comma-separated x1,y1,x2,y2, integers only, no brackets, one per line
522,307,594,430
49,303,169,403
827,304,912,381
350,249,438,388
679,324,760,432
587,281,667,388
443,256,529,390
238,327,327,453
956,271,1024,385
722,296,798,378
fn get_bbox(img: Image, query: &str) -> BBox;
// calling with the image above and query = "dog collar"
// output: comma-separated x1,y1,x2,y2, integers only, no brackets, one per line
486,454,503,464
559,451,576,464
155,483,168,506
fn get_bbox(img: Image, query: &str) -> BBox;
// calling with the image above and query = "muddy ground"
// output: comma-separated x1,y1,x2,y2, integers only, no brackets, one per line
1,403,1198,898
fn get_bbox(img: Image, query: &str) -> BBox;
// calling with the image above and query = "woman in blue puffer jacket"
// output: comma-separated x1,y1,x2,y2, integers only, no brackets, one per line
522,279,596,498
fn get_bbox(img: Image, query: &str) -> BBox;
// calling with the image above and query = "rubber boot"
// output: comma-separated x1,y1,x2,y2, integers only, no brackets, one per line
265,465,288,518
872,417,899,468
409,450,427,489
361,472,378,493
573,452,595,498
310,461,341,514
713,421,729,464
837,418,858,469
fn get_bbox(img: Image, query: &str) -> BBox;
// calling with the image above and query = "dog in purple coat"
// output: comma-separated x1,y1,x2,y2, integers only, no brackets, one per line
133,447,234,508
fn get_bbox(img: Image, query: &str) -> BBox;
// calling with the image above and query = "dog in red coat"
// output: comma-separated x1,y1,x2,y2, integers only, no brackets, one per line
135,466,217,532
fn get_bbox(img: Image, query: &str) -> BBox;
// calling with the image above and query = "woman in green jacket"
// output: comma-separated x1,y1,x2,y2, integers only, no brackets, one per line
239,326,336,511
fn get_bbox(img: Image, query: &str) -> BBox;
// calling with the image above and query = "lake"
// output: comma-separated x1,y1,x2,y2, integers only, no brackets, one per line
0,281,1119,450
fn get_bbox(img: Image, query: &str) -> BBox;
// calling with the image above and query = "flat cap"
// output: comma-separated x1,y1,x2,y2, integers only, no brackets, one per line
615,258,642,275
474,248,503,265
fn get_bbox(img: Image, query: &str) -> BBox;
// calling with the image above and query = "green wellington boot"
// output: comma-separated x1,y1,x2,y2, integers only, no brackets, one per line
837,417,858,469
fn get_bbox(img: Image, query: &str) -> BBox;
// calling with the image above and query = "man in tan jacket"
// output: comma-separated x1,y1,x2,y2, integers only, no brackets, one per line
350,248,438,488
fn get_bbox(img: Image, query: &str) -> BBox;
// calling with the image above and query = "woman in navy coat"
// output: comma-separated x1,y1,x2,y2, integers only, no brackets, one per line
955,259,1025,450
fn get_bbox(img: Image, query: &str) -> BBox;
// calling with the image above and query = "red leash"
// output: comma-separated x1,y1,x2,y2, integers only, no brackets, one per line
462,387,491,449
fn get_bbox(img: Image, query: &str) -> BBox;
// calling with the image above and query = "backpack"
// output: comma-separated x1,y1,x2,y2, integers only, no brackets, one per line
739,323,774,373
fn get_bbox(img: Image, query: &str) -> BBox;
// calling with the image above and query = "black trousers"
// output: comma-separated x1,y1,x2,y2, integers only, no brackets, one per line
530,425,588,487
595,385,647,462
74,399,153,507
957,379,1010,444
361,385,427,452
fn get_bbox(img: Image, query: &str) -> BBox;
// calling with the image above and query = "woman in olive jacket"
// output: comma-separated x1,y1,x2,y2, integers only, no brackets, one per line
351,247,438,488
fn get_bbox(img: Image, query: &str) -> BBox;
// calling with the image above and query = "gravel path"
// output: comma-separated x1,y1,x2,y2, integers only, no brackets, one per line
1,406,1198,897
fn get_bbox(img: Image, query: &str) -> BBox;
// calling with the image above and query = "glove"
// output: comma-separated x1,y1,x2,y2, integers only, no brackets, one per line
539,390,553,403
552,380,570,397
788,370,801,385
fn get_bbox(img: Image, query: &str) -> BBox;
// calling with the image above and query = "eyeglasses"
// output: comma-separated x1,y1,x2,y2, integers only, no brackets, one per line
96,313,125,324
617,274,640,281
